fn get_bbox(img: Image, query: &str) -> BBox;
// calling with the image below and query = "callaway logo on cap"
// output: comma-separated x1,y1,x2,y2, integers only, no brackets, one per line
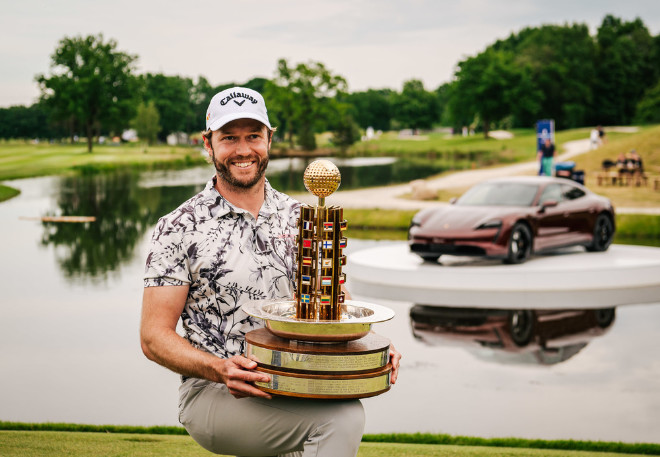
205,86,271,131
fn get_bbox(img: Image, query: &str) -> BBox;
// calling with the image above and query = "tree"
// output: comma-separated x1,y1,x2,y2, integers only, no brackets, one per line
634,81,660,124
0,103,66,139
329,104,362,152
593,16,658,125
450,50,520,137
36,34,140,152
391,79,439,131
141,73,194,139
342,89,393,131
190,76,215,132
267,59,348,150
131,101,161,145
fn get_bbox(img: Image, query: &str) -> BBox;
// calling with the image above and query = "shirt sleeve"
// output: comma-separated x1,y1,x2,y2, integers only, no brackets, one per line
143,216,191,287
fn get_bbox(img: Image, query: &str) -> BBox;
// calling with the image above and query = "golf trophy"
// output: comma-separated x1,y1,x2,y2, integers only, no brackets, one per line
243,160,395,399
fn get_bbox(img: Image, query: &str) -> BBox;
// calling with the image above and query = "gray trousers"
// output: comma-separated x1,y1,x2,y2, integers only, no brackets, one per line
179,377,365,457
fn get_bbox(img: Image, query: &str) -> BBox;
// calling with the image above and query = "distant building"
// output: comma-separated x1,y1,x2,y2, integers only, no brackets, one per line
167,132,189,145
121,129,138,142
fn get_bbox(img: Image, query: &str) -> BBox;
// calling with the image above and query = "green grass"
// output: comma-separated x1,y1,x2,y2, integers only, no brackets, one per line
0,140,207,181
0,431,212,457
2,424,659,457
348,128,623,163
0,183,20,202
344,208,660,242
573,125,660,207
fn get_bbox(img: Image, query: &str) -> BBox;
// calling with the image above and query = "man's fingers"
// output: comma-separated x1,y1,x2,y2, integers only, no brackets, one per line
389,345,401,385
226,379,272,399
222,355,271,386
232,355,259,370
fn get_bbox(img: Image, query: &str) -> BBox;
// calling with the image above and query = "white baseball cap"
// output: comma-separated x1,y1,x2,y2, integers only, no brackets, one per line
205,86,271,131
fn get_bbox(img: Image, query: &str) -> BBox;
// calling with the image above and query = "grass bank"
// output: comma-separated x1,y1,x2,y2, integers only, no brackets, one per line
344,208,660,243
1,423,659,456
574,125,660,208
0,183,20,202
0,140,207,182
349,127,639,163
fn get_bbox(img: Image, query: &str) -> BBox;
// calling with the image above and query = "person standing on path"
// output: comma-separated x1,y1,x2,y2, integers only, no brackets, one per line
537,138,556,176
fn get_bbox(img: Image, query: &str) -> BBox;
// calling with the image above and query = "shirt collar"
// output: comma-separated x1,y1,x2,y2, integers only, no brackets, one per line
204,176,283,220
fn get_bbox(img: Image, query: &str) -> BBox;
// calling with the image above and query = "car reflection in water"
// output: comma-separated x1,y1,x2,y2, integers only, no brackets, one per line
410,305,616,365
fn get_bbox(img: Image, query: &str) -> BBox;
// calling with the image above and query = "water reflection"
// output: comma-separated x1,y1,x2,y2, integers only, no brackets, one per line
37,157,447,281
266,157,447,193
40,171,202,282
410,305,616,365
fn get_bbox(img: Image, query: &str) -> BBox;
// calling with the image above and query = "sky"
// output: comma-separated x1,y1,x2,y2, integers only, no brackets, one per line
2,0,660,108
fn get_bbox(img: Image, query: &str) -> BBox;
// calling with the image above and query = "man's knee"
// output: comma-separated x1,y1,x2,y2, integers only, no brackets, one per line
321,400,365,443
342,400,366,438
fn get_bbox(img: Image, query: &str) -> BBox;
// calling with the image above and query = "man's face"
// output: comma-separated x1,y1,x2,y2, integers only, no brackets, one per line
205,118,271,190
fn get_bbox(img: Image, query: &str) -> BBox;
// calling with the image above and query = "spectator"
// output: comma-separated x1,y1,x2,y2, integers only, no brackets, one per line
590,128,600,149
537,138,555,176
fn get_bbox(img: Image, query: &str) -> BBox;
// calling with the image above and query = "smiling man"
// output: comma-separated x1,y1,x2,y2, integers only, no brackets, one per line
140,87,401,457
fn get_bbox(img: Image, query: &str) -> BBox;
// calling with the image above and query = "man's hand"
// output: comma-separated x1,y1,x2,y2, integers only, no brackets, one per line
141,286,272,400
217,355,273,399
389,344,402,384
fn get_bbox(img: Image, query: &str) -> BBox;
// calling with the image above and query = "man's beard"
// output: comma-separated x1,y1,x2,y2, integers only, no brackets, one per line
212,152,269,190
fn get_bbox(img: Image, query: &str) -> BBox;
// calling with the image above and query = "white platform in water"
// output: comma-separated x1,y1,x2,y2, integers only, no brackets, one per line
348,244,660,308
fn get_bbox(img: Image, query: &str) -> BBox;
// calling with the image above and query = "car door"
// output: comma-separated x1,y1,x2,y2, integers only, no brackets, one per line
534,183,570,251
559,183,593,244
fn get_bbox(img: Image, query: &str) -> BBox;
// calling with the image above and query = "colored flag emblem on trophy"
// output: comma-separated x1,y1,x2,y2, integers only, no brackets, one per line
322,240,333,250
323,222,333,231
321,276,332,286
300,294,310,304
303,220,313,231
302,239,312,248
322,259,332,268
302,257,312,266
302,275,311,285
339,238,347,248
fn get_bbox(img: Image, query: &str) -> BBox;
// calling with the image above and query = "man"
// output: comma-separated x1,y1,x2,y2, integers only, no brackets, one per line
537,137,555,177
140,87,401,457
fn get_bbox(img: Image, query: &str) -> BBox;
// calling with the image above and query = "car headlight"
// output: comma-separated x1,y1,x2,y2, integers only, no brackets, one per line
476,220,502,230
409,218,422,229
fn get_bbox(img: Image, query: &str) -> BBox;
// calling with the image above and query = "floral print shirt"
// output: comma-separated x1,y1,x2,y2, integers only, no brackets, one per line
144,176,300,359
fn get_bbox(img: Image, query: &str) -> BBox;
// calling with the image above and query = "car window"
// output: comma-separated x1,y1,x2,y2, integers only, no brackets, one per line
457,182,539,206
538,184,563,205
562,184,585,200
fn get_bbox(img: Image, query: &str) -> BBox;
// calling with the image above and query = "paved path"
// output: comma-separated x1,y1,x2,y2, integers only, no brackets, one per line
292,138,660,215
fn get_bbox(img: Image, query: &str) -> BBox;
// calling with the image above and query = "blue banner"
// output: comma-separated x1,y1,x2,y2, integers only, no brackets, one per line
536,119,555,150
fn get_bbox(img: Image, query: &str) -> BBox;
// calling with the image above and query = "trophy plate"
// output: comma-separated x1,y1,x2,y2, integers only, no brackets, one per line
246,328,391,374
243,299,395,342
253,364,392,400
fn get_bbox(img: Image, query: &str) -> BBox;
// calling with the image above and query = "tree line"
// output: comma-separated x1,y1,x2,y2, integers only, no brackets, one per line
1,14,659,151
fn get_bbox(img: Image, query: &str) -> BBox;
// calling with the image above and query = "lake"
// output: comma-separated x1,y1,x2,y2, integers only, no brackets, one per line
0,165,658,444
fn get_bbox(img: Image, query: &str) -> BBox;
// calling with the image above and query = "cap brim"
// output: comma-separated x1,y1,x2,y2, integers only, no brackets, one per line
208,113,271,131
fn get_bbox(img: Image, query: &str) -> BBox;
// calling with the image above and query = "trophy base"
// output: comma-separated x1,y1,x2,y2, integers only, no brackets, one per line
253,364,392,400
246,328,392,399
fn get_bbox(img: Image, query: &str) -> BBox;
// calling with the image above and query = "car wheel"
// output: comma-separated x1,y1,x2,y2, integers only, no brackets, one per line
504,223,532,264
418,253,441,263
509,310,534,347
586,214,614,252
594,308,615,328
